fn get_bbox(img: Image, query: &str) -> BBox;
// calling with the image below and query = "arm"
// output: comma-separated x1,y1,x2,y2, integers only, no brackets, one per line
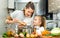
5,16,26,26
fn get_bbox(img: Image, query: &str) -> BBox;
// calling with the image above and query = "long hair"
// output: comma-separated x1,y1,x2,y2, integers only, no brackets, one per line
35,15,46,29
41,16,46,29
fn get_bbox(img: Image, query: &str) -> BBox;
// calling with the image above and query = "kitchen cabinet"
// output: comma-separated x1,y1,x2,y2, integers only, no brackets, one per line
8,0,14,9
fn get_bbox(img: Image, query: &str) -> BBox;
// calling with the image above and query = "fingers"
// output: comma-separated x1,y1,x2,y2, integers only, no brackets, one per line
18,21,26,26
18,24,24,28
13,18,19,23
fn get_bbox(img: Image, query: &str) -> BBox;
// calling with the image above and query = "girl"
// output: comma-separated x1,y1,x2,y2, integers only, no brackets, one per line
33,15,46,35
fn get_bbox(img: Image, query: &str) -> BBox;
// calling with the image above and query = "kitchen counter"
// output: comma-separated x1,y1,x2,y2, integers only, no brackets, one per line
0,35,60,38
42,36,60,38
0,35,14,38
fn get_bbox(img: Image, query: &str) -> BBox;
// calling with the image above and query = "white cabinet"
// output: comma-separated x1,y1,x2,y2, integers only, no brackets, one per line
8,0,14,9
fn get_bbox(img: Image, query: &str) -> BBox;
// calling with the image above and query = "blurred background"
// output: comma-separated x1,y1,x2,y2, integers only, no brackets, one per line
0,0,60,35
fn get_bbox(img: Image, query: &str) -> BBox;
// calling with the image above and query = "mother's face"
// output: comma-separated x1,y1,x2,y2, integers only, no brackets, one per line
25,7,34,17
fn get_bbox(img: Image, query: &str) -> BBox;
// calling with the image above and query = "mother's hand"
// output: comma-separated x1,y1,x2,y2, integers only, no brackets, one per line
18,24,25,28
13,18,19,23
18,22,26,29
18,21,26,26
13,18,26,25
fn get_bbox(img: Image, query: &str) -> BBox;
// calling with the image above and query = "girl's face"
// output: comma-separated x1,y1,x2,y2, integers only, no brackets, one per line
25,7,34,17
33,16,42,26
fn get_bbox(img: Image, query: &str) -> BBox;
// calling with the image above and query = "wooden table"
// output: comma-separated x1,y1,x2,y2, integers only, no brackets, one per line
42,36,60,38
0,35,14,38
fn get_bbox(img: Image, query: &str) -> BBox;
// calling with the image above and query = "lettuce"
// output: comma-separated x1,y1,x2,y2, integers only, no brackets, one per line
51,28,60,35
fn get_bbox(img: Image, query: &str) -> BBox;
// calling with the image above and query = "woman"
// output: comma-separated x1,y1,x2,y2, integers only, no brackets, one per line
6,1,35,34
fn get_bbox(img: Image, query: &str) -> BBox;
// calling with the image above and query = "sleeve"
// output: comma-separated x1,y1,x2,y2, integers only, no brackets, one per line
15,10,24,21
40,27,44,32
10,10,19,19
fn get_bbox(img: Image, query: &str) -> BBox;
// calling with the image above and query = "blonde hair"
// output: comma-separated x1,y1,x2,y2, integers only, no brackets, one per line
35,15,46,29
